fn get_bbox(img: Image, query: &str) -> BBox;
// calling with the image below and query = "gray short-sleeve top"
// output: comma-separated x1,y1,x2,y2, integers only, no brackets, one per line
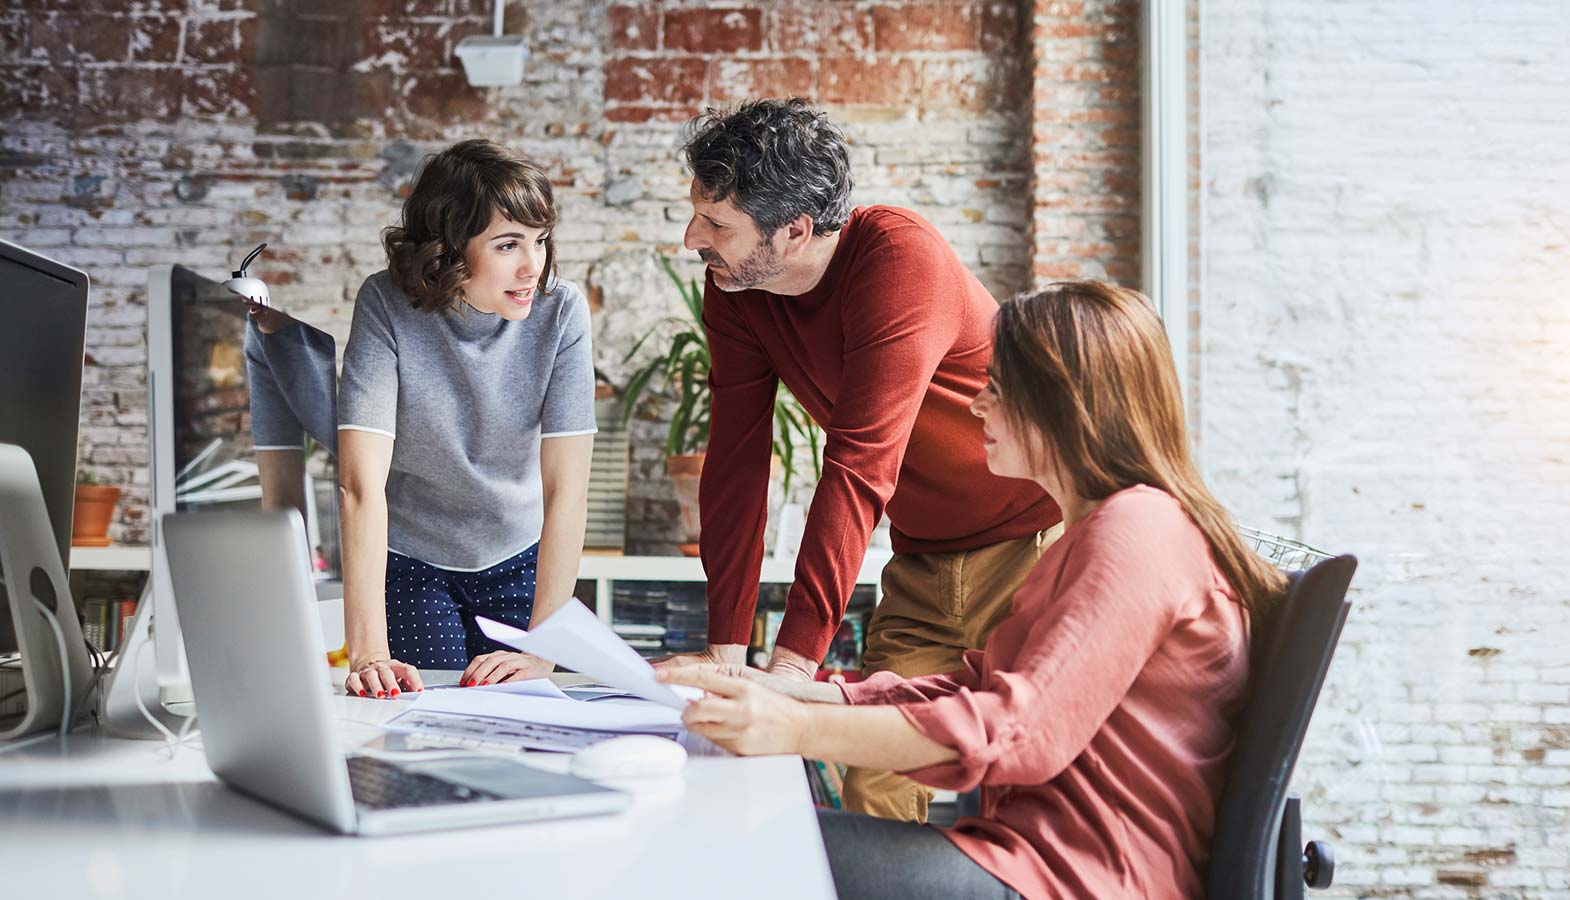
337,270,597,570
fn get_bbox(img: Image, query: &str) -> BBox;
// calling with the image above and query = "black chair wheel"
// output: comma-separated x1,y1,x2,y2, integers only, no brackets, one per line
1303,840,1335,889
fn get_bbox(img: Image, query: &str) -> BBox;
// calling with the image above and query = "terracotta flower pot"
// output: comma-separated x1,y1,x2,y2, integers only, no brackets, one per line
71,484,121,547
666,453,784,557
666,453,705,556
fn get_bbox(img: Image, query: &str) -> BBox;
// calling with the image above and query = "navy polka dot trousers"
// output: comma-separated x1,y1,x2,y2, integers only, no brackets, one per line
384,544,538,669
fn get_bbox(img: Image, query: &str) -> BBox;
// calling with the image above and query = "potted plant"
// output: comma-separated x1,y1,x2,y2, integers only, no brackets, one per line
72,469,121,547
621,255,822,555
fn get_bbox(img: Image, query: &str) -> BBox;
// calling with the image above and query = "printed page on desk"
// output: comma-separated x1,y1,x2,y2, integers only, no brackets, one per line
476,601,703,710
402,689,683,732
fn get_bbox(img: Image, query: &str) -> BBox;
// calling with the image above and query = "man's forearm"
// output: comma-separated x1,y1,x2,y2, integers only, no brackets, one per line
768,643,820,680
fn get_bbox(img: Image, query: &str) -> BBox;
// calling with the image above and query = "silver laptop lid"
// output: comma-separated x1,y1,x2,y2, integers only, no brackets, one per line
162,510,358,833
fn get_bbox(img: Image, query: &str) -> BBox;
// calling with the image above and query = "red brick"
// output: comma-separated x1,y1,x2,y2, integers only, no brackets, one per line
1102,125,1139,148
920,58,1016,113
1036,60,1130,84
1034,21,1104,40
36,13,130,63
872,4,978,53
184,17,248,65
709,57,814,104
1036,1,1086,16
349,70,397,120
604,105,694,124
362,20,454,71
404,70,489,121
1030,170,1091,195
2,13,30,59
663,8,762,54
769,7,872,56
1103,258,1139,284
1033,260,1090,281
979,2,1021,56
819,57,917,106
604,56,706,104
608,5,656,51
1033,148,1137,171
1034,104,1138,126
183,65,257,119
0,62,75,119
129,14,181,62
77,66,182,124
363,0,451,17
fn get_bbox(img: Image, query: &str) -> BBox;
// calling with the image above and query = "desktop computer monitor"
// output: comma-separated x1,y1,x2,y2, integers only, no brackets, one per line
0,240,88,584
144,264,342,695
0,239,96,736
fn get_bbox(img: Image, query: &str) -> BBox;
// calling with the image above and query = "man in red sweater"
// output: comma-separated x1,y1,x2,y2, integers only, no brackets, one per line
666,98,1062,822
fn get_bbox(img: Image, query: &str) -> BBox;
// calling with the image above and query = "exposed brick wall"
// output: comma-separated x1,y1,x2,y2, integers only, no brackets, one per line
1027,0,1140,287
2,0,1104,556
1201,2,1570,897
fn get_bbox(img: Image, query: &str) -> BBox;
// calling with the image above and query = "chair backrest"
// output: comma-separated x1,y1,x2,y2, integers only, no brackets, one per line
1206,554,1357,900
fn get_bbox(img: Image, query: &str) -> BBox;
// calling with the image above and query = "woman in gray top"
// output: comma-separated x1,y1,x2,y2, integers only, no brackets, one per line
340,140,596,700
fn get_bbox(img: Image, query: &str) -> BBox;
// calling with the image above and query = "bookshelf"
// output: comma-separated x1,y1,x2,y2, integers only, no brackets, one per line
69,545,154,571
576,552,890,624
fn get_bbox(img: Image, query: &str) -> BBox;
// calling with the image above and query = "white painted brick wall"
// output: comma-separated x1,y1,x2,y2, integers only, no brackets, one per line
1201,2,1570,896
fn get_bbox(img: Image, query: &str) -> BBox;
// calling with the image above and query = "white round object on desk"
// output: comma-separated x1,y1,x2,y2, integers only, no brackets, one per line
570,734,687,781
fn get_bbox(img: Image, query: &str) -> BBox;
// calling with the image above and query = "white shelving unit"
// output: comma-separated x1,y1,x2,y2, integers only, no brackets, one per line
578,551,891,624
69,545,154,571
66,546,893,623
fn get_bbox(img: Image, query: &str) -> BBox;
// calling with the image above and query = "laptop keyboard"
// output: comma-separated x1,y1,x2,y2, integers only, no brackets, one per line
347,756,502,811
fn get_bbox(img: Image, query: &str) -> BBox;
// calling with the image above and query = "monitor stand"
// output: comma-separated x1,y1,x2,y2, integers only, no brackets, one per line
0,444,95,740
99,577,194,738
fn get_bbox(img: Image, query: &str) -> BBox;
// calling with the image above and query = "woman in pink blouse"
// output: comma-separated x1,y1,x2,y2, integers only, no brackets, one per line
660,281,1288,900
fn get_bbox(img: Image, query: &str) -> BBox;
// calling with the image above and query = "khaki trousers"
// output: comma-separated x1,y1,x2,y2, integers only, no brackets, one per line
842,524,1063,823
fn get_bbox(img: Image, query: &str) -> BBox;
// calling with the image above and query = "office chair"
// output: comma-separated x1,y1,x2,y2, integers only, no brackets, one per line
1207,552,1357,900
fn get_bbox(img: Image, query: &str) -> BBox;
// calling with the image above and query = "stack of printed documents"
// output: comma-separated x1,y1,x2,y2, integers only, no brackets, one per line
382,600,702,753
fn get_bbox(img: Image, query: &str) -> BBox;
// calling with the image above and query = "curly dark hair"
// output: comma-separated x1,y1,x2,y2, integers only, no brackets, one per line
682,97,853,239
382,139,557,313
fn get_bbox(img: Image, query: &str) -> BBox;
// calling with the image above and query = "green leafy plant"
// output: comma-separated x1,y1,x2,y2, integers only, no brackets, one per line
76,468,101,486
621,254,823,493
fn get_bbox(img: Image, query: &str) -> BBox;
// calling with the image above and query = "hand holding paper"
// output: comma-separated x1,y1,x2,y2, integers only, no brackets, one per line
476,601,703,710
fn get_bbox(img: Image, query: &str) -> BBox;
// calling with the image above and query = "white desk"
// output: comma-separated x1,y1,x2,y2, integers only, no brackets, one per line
0,683,838,900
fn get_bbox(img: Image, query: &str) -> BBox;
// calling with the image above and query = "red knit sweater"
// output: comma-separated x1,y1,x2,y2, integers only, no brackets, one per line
698,206,1060,661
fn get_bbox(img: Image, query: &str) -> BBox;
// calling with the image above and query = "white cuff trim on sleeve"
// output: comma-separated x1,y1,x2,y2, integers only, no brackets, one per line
541,428,598,438
337,424,396,439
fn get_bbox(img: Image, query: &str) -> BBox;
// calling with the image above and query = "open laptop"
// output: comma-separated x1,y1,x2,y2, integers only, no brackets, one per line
162,509,630,835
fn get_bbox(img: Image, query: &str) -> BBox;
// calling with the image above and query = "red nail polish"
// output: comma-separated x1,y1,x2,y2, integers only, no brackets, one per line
376,691,386,698
358,690,367,697
480,681,489,686
391,689,400,697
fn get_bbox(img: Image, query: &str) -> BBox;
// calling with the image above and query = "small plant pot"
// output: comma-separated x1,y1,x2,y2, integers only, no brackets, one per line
666,453,784,557
71,484,121,547
666,453,705,556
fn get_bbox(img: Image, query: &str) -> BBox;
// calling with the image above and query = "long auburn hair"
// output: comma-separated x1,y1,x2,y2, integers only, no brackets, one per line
991,281,1286,621
382,138,558,313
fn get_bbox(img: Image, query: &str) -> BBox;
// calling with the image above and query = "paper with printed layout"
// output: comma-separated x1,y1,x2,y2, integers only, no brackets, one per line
476,600,702,710
403,687,684,732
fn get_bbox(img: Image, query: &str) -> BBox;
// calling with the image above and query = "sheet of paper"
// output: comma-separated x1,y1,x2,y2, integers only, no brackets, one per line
476,601,702,710
423,678,570,701
382,709,640,753
407,685,685,732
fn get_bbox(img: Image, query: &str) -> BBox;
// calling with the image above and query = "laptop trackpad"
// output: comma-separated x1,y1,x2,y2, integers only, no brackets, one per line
405,757,617,800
